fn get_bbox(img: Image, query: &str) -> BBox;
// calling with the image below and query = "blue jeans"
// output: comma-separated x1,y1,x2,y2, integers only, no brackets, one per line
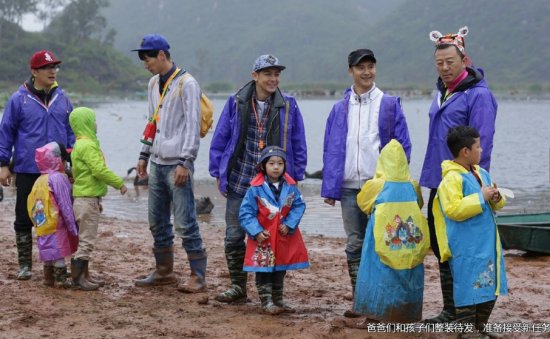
224,189,246,249
148,163,204,255
340,188,369,260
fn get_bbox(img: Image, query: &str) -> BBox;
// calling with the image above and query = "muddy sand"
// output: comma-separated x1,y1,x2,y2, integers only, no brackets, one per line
1,192,549,339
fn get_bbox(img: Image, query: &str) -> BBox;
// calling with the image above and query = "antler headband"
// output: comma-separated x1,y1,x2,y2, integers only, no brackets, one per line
429,26,469,53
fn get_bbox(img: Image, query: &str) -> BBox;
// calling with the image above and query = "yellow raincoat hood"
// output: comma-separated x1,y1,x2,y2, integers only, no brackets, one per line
373,139,410,182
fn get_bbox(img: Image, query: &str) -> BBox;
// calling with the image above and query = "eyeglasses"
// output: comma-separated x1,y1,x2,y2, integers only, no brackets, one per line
39,64,60,71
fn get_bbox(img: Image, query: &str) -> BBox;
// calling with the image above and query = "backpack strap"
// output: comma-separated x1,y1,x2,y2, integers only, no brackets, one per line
282,100,290,152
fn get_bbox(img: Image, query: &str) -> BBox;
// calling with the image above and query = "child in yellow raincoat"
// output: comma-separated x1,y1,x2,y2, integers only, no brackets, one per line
433,126,506,334
354,139,429,322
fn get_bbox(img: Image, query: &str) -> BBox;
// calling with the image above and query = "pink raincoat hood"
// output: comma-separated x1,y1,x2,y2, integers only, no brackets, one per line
35,142,64,174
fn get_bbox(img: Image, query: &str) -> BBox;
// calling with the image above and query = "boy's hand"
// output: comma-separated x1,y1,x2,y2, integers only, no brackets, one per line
256,230,270,243
120,185,128,195
0,166,12,186
324,198,335,206
481,186,497,201
279,224,289,236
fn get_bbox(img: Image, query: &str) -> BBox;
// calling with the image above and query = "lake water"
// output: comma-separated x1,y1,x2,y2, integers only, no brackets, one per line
2,98,550,237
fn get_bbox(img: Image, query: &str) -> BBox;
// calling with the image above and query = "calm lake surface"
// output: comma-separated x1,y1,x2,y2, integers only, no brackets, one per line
2,97,550,237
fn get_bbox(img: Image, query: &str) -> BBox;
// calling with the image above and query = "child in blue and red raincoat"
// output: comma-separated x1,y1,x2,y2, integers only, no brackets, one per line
239,146,309,315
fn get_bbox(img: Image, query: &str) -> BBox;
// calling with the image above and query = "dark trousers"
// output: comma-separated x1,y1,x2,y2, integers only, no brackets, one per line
14,173,40,232
427,188,441,259
255,271,286,286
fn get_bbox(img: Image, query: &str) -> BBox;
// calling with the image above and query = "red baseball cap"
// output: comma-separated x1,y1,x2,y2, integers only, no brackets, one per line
29,50,62,69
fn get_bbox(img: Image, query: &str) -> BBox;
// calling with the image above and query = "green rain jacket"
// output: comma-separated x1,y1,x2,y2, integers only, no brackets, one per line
69,107,123,197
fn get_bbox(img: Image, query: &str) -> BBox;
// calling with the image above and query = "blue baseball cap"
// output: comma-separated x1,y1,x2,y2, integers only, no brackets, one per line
252,54,286,72
132,34,170,51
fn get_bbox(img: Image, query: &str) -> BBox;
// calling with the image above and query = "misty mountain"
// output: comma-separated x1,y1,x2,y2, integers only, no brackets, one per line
103,0,549,90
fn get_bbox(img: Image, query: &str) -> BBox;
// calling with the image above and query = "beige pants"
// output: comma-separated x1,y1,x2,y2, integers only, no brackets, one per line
73,197,100,260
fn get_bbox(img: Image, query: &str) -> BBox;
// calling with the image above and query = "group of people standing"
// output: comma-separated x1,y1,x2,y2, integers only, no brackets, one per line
0,26,506,333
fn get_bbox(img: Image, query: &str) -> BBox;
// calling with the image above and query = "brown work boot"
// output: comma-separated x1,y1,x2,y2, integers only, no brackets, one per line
43,265,54,287
135,247,177,287
177,252,207,293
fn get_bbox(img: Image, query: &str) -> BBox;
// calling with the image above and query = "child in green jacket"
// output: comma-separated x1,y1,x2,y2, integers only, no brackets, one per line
69,107,127,290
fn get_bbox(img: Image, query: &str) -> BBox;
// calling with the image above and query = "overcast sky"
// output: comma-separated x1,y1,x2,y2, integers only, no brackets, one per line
22,13,42,32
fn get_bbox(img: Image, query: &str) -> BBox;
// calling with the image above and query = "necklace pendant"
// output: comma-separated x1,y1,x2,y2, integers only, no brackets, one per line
259,140,265,150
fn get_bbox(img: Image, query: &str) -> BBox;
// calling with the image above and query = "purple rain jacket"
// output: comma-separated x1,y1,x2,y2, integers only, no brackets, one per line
419,67,497,189
321,88,412,200
209,81,307,194
0,83,74,173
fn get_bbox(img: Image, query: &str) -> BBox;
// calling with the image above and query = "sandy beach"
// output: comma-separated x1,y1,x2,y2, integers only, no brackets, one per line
1,184,549,339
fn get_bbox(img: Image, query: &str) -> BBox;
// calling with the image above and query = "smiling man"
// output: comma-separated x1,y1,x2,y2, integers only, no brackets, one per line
209,54,307,304
321,48,411,318
132,34,208,294
421,27,498,323
0,50,75,280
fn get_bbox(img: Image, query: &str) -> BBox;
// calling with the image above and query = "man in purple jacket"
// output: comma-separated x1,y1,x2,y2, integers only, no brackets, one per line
0,50,74,280
321,49,411,317
209,55,307,304
421,27,498,323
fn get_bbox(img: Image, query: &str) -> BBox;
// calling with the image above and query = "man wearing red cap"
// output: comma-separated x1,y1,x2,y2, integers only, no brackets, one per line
0,49,75,280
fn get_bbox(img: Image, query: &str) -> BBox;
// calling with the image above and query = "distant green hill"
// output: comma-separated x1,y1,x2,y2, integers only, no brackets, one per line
103,0,550,91
0,18,147,96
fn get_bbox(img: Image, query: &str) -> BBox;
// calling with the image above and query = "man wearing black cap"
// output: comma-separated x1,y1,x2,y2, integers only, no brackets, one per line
132,34,208,293
0,50,75,280
321,49,412,317
209,54,307,303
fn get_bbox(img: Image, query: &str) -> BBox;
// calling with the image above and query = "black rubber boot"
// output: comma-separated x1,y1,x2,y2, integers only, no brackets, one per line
272,271,295,313
71,258,99,291
257,282,282,315
16,231,33,280
343,257,361,318
215,246,248,303
53,266,72,288
424,261,456,323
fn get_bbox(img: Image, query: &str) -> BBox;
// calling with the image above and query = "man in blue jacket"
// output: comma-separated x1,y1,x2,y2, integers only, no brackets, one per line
322,49,411,317
209,54,307,303
0,50,75,280
421,26,498,323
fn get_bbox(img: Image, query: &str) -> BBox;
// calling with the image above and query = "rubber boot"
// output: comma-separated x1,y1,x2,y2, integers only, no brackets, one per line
71,258,99,291
177,251,207,293
257,283,282,315
272,271,295,313
85,261,105,287
343,257,361,318
43,264,54,287
425,261,456,323
15,231,33,280
215,246,248,303
135,247,177,287
53,266,72,289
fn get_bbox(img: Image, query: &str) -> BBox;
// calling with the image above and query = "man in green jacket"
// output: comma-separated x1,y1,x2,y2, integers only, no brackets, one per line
69,107,127,290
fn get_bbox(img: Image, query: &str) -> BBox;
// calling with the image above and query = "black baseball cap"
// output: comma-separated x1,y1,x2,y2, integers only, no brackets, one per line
348,49,376,67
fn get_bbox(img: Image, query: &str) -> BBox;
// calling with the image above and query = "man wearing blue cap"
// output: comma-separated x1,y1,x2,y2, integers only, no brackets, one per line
132,34,208,293
209,54,307,303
